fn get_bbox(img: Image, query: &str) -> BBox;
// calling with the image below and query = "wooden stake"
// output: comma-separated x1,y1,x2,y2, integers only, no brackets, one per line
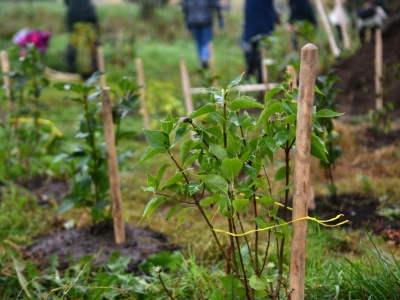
375,29,383,110
180,57,195,115
314,0,340,57
208,41,218,88
135,58,151,129
102,87,126,244
0,50,12,120
261,48,269,94
336,0,351,50
289,44,318,300
96,46,106,88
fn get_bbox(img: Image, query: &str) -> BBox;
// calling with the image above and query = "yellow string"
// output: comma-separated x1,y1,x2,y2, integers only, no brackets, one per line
9,117,63,147
212,214,348,237
209,193,348,236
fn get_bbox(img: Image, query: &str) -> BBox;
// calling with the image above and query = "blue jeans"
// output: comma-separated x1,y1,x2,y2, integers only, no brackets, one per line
190,25,213,66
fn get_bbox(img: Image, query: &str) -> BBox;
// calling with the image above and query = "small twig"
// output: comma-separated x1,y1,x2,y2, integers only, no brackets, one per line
155,267,176,300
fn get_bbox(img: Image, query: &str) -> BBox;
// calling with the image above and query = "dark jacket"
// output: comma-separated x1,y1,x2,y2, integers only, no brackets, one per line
65,0,98,31
289,0,317,26
358,0,388,19
243,0,276,42
182,0,222,27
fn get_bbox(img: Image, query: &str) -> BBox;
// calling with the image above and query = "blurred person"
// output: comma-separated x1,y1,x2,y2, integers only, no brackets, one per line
329,0,349,44
65,0,99,76
182,0,224,69
242,0,276,83
357,0,388,43
287,0,317,50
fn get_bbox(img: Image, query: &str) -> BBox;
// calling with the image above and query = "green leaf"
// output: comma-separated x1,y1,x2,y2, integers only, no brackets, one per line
176,208,189,228
231,96,264,110
189,103,216,119
209,143,228,161
273,232,284,241
197,174,228,195
146,171,157,190
57,194,82,215
166,204,181,220
180,140,193,165
256,196,275,206
274,166,288,182
200,194,221,206
161,173,184,190
265,85,284,102
141,196,166,221
182,151,200,168
314,85,325,96
161,112,174,135
228,72,244,89
137,147,166,164
249,275,268,291
274,129,291,148
156,164,170,190
233,199,249,213
277,218,290,238
143,129,170,150
172,127,189,146
310,133,328,163
87,90,101,102
221,158,243,181
313,109,344,120
257,102,283,126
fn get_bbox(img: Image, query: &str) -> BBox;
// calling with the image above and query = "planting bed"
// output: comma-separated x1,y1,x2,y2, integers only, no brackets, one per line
23,223,175,272
334,10,400,116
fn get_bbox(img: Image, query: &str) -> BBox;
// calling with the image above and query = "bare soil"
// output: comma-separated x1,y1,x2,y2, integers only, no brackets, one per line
24,222,176,272
334,11,400,116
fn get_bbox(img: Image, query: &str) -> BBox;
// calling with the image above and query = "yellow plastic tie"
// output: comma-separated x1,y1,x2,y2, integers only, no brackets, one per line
9,117,63,147
212,214,348,237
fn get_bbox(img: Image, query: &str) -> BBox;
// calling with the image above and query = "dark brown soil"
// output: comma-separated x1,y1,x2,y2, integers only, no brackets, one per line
23,222,176,272
333,11,400,116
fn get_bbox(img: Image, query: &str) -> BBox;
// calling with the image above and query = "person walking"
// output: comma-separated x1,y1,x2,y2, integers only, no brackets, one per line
65,0,99,76
182,0,224,69
287,0,317,50
357,0,388,43
242,0,276,83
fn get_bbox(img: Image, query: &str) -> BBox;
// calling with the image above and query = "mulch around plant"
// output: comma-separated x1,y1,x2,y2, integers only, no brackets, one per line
23,222,176,272
333,10,400,116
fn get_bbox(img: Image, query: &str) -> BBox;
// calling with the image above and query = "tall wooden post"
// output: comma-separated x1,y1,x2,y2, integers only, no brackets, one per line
96,46,106,88
180,57,195,115
102,87,126,244
209,41,218,88
0,50,12,120
314,0,340,57
336,0,351,50
289,44,318,299
261,48,269,94
135,58,151,129
375,29,383,110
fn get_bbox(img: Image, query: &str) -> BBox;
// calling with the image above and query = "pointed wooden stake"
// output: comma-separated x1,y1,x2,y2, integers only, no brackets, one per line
336,0,351,50
0,50,11,121
96,46,106,88
180,57,195,115
314,0,340,57
289,44,318,300
102,87,126,244
135,58,151,129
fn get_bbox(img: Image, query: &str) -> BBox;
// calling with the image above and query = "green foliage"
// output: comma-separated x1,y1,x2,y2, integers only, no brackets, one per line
368,102,394,134
54,73,138,222
0,45,62,183
138,73,341,298
314,71,344,199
